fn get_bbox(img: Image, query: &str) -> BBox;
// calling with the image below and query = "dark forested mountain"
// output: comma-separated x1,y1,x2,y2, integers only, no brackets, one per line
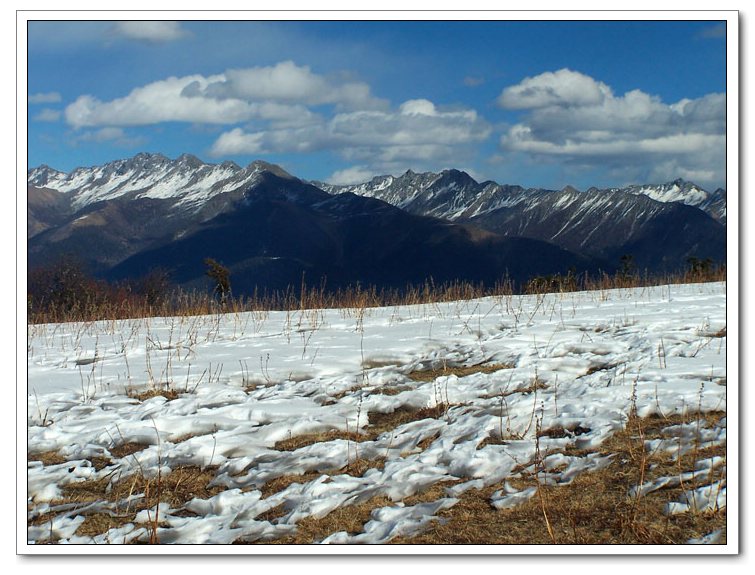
108,175,601,293
27,153,726,295
319,169,727,274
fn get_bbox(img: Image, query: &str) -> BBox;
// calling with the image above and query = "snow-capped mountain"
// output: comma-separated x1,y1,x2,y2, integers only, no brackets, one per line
30,154,727,226
27,153,727,293
320,171,727,224
28,152,293,215
470,188,726,271
597,178,726,223
316,169,548,221
28,155,602,290
317,168,726,272
701,188,727,223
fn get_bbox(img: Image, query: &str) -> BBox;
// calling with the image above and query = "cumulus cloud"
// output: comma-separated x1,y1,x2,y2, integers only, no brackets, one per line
399,99,437,116
72,127,146,148
210,100,491,170
210,128,266,155
63,60,491,177
498,69,726,187
326,165,377,185
113,21,189,43
28,92,61,104
200,61,386,111
64,74,312,128
33,108,61,122
498,69,611,109
65,62,382,129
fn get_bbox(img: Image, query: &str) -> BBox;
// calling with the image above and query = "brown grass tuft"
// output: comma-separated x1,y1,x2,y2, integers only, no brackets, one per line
274,404,451,451
260,459,386,499
28,450,68,466
128,388,181,402
109,442,149,459
407,363,513,383
260,495,396,544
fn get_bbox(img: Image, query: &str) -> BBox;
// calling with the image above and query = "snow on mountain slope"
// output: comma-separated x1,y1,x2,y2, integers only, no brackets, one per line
29,153,726,224
317,169,554,221
320,171,726,224
602,178,711,209
27,153,293,214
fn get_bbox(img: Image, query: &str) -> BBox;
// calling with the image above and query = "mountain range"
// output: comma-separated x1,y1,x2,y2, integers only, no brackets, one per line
27,153,727,295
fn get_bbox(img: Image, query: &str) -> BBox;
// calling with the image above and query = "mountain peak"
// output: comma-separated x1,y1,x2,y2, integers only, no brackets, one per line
133,152,169,163
247,160,293,179
176,153,205,168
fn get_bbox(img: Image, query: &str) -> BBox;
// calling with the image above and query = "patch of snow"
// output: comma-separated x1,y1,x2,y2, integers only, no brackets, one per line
26,282,728,545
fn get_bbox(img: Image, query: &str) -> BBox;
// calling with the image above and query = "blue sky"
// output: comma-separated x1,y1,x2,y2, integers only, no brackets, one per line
26,18,728,190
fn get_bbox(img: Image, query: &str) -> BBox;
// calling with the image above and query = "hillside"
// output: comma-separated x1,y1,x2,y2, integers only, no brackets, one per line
27,282,727,544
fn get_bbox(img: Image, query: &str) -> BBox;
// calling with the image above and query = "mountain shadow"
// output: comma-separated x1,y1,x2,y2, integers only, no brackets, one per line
108,174,608,295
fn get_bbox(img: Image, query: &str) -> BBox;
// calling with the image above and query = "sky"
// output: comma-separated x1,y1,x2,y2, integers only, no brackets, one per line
26,18,729,190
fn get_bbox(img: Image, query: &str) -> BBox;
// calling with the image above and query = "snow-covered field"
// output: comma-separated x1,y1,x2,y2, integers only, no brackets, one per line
25,282,728,546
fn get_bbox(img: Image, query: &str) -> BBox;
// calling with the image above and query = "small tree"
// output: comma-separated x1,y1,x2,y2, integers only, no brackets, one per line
204,258,231,305
687,257,714,281
136,268,172,308
619,254,635,281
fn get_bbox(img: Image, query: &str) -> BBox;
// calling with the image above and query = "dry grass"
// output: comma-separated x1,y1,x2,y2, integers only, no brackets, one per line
60,465,221,542
390,410,726,544
29,263,726,325
109,442,149,459
28,436,223,543
250,410,726,545
28,450,68,466
372,385,413,396
262,495,397,544
407,363,513,383
274,404,451,451
128,388,181,402
260,458,386,499
30,408,726,545
254,478,468,545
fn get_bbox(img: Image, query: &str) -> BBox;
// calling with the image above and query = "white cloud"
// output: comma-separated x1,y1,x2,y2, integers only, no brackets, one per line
497,69,726,187
62,61,492,178
210,128,266,156
326,166,376,185
72,127,146,148
33,108,61,122
28,92,61,104
66,74,273,128
201,61,386,111
113,21,189,43
65,62,381,129
498,69,611,110
399,99,437,116
209,100,491,170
